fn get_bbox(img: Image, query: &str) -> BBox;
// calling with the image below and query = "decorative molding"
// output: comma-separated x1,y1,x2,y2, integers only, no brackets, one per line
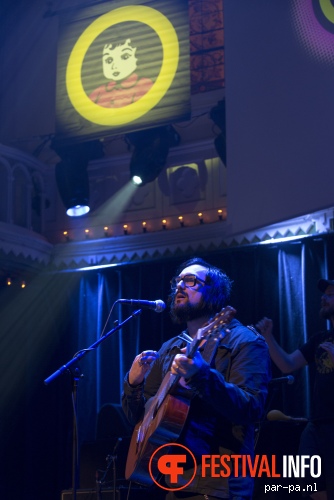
0,203,332,274
0,143,49,173
0,145,333,275
90,138,218,173
0,222,52,264
50,210,332,270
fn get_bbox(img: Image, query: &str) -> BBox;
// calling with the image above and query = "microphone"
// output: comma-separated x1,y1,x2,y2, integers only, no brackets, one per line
269,375,294,385
118,299,165,313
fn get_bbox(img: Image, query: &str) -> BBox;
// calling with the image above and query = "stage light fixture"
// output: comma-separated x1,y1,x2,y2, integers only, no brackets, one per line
210,100,227,166
53,140,104,217
126,125,180,186
55,158,90,216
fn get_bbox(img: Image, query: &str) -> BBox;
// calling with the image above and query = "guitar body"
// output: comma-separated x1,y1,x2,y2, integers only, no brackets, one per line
125,393,190,485
125,306,236,485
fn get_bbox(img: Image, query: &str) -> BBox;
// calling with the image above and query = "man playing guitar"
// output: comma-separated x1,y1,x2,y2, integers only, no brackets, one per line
122,257,271,499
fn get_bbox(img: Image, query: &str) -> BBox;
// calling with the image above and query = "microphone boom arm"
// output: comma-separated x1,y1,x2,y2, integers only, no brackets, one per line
44,308,142,385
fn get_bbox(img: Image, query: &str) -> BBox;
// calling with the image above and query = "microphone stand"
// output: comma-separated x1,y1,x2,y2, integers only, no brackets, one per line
254,379,281,449
71,367,81,500
96,438,122,500
44,309,142,500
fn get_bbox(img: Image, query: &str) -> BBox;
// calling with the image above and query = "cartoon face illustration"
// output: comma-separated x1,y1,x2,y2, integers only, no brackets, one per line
102,38,138,81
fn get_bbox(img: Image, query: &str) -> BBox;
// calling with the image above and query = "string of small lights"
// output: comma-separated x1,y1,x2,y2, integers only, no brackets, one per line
61,209,227,242
5,277,27,289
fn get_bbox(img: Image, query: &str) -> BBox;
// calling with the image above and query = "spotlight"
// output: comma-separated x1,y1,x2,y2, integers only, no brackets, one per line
210,100,226,166
132,176,143,186
55,158,90,216
53,140,104,216
126,125,180,186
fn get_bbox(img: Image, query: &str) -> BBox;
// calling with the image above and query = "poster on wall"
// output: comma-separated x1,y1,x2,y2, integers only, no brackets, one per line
55,0,190,145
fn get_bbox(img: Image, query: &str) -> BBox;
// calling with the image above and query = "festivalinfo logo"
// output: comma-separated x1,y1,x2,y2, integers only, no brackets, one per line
148,443,321,492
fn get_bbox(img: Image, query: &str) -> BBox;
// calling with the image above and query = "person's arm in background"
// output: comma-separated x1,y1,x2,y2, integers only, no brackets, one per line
256,317,307,373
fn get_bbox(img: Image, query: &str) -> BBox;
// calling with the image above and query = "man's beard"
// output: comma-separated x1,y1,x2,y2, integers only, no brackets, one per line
320,304,334,320
170,299,212,324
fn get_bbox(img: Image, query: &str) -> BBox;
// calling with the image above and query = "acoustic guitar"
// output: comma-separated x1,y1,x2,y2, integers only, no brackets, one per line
125,305,236,485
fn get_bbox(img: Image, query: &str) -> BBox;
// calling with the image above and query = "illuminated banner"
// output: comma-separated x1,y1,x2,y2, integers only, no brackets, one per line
55,0,190,144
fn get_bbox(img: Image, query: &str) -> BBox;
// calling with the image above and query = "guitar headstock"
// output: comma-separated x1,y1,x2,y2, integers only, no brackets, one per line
196,305,236,341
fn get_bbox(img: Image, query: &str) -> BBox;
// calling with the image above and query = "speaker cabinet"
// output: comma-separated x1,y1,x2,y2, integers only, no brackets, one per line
61,487,149,500
61,490,114,500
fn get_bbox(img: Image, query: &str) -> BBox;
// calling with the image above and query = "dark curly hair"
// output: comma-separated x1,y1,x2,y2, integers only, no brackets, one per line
169,257,233,316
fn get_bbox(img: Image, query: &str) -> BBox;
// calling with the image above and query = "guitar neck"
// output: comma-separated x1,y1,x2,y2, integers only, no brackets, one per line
186,337,203,359
143,307,236,428
152,337,202,410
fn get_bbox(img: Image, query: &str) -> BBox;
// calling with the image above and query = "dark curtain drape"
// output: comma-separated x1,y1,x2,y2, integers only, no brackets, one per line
71,235,332,445
1,232,333,500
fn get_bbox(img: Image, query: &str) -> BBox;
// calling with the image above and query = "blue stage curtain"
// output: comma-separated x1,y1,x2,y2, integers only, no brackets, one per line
2,233,334,500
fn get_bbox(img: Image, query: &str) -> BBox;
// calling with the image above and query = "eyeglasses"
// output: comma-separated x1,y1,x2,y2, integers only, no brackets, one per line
322,293,334,298
170,273,206,289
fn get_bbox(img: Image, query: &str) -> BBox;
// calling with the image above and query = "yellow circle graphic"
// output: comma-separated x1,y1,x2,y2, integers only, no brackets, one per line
66,6,179,126
319,0,334,23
